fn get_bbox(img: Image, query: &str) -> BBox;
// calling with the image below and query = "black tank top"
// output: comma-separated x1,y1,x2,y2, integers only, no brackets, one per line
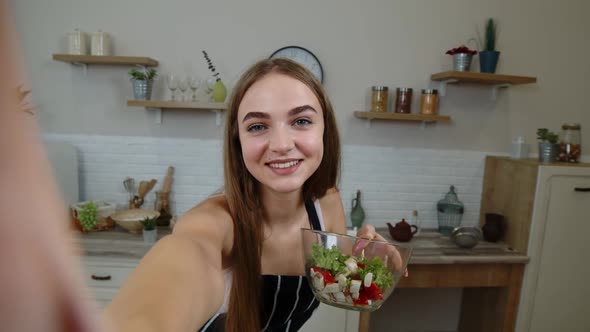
199,199,323,332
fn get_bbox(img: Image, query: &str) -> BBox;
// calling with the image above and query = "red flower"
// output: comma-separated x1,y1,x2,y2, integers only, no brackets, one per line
445,45,477,55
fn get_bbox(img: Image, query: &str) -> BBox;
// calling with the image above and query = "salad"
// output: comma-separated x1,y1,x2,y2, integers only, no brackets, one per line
307,243,394,307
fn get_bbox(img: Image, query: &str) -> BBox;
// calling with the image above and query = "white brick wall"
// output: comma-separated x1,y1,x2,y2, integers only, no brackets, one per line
44,134,491,229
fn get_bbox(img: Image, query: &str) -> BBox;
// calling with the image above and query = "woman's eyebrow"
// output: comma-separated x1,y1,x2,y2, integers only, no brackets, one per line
242,111,269,123
241,105,317,123
288,105,317,116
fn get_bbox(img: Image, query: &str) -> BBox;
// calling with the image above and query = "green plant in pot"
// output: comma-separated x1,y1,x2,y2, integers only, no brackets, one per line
537,128,560,163
129,67,157,100
140,216,158,245
478,18,500,73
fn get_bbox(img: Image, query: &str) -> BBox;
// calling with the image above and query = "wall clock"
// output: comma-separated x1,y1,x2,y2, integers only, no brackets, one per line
270,46,324,83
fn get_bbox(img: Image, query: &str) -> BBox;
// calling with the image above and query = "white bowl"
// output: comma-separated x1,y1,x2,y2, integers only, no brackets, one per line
110,209,159,234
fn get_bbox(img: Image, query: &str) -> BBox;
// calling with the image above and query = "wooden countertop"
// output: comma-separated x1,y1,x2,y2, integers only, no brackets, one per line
72,226,172,259
376,228,529,265
73,226,528,265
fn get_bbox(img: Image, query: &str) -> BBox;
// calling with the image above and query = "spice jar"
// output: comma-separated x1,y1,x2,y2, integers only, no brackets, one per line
395,88,413,113
371,86,389,112
558,123,582,163
420,89,439,115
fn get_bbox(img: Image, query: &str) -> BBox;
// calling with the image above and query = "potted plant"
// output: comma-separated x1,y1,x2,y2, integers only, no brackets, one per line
129,67,157,100
446,45,477,72
202,50,226,102
478,18,500,73
537,128,560,163
140,216,158,245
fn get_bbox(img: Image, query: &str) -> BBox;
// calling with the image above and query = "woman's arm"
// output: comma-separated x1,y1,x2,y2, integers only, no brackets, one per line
104,198,233,332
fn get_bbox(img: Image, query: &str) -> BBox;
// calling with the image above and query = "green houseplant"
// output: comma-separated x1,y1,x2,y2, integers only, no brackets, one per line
478,18,500,73
129,67,157,100
140,216,158,245
537,128,560,163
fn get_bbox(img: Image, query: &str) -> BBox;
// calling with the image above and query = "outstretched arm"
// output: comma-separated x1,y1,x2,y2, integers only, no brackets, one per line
104,200,232,332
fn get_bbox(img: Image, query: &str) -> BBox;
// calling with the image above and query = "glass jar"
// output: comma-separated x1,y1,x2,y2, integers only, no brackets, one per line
436,185,464,236
558,123,582,163
394,88,413,113
371,86,389,112
154,191,172,226
420,89,438,115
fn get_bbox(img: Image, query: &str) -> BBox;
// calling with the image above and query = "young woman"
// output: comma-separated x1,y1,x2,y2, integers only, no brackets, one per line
104,58,388,332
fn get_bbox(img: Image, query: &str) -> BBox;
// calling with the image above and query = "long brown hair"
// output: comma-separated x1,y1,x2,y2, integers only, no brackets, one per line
223,58,340,332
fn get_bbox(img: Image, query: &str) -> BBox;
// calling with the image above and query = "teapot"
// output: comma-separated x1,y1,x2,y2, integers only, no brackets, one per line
387,218,419,242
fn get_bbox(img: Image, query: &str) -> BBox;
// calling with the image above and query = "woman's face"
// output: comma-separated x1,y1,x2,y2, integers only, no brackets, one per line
237,72,324,195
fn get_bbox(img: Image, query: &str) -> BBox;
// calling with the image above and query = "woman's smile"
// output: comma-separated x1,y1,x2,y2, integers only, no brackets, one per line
266,158,303,175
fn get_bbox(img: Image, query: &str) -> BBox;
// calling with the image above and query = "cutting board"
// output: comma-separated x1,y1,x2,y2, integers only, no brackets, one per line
45,142,79,208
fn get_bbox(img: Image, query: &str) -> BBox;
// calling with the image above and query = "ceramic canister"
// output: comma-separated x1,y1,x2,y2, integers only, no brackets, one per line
67,29,88,55
91,31,112,56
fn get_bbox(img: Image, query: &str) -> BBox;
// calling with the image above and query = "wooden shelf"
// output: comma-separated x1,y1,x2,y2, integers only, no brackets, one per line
53,54,159,67
127,100,227,125
431,71,537,85
354,111,450,122
127,100,227,110
430,71,537,99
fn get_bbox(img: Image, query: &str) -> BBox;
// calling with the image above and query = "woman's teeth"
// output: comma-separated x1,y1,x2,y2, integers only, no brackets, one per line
269,160,300,169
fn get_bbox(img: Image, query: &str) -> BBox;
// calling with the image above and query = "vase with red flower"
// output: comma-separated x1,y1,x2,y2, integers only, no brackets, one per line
446,45,477,72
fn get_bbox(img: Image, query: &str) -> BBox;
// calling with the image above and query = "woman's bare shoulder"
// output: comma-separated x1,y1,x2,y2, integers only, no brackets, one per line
318,187,347,233
173,195,234,255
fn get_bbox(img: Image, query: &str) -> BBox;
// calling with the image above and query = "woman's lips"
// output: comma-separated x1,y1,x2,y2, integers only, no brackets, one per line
266,159,302,175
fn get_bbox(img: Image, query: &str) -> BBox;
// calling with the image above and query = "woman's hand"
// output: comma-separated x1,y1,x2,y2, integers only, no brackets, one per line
353,224,408,277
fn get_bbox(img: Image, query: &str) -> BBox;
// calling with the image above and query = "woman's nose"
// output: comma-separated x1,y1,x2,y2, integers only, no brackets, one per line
269,127,294,153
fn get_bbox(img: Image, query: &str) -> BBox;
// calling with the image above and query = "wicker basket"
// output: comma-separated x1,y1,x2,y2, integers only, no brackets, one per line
71,201,116,233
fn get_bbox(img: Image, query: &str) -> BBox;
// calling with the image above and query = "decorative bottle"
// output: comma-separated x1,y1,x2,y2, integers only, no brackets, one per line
350,190,366,228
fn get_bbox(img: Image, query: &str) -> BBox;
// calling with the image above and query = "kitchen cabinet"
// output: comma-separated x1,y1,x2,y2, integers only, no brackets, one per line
77,231,359,331
480,156,590,332
82,256,137,308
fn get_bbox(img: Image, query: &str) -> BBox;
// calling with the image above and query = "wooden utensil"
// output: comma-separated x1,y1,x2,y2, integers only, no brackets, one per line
162,166,174,193
135,179,157,208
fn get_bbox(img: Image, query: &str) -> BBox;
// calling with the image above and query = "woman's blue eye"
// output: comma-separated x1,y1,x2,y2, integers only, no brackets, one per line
247,124,266,132
294,118,311,127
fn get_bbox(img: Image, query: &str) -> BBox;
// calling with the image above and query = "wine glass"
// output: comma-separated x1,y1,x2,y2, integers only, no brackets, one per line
166,75,179,101
178,77,188,102
188,76,201,102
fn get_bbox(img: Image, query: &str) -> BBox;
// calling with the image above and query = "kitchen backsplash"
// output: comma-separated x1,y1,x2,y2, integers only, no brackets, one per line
44,133,487,229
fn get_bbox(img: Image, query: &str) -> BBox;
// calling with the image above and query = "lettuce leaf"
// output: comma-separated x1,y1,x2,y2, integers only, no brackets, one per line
309,244,348,275
358,257,394,290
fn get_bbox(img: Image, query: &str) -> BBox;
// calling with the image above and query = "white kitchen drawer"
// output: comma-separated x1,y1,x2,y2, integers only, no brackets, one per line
84,287,118,309
83,257,138,290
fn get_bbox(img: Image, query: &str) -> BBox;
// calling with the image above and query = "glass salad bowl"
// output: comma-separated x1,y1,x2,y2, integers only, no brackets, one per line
301,228,412,312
